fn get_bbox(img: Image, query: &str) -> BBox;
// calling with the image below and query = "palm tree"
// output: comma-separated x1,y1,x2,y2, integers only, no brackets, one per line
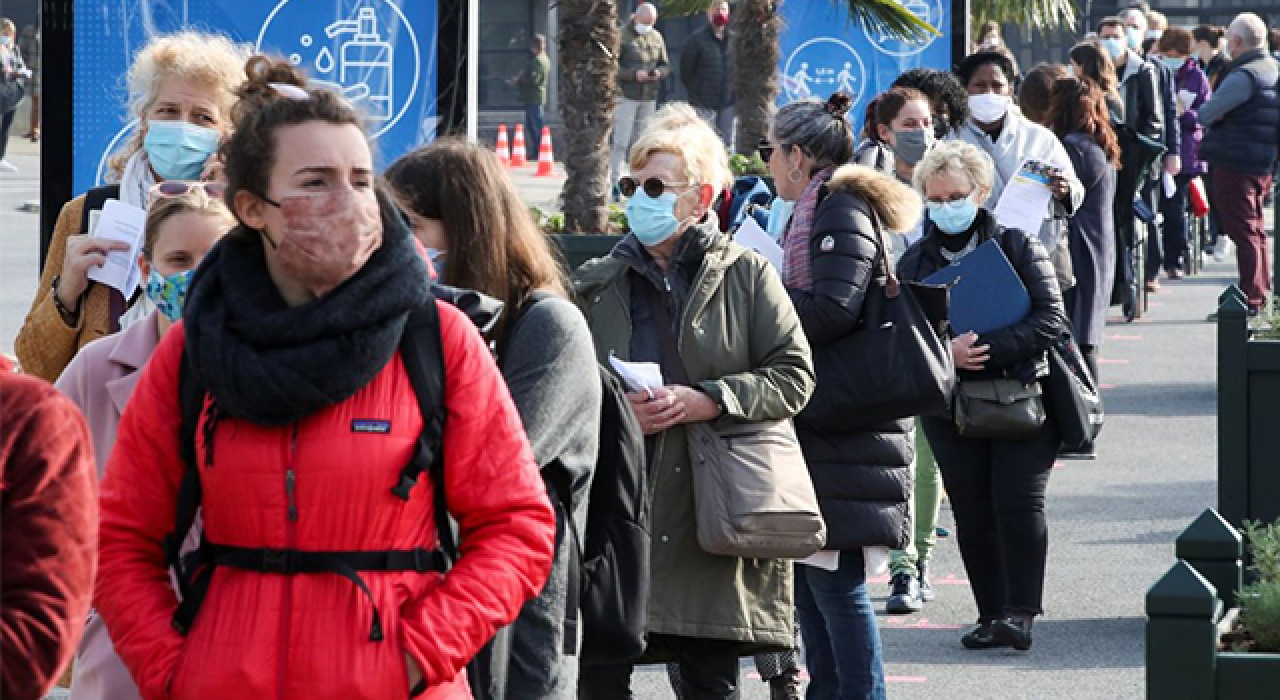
558,0,620,233
970,0,1076,35
661,0,937,155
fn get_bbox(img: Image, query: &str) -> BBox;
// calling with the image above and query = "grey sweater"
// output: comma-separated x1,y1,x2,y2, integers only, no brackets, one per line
496,292,600,700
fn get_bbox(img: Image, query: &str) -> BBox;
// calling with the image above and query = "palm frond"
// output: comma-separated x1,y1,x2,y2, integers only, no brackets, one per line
660,0,938,43
971,0,1076,33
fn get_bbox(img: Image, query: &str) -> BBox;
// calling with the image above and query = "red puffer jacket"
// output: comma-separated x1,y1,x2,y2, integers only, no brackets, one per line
95,301,556,700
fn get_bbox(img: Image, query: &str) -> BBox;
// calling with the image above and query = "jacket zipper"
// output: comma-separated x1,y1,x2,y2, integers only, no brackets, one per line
278,423,299,700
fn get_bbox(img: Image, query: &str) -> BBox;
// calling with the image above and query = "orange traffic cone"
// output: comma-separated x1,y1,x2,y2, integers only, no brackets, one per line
534,127,555,177
495,124,511,166
511,124,528,167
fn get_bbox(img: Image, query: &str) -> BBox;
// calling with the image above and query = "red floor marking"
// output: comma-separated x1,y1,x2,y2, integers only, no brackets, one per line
1099,383,1118,390
1098,358,1130,365
1147,301,1165,307
886,617,965,630
887,676,929,683
1108,334,1142,340
1053,460,1065,468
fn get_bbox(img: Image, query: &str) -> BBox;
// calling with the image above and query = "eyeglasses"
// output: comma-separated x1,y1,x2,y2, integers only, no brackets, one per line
149,181,226,202
757,139,775,163
618,176,694,198
925,192,976,205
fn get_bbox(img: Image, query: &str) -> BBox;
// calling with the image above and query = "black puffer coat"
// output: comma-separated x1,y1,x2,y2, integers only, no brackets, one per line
898,209,1067,385
788,165,923,551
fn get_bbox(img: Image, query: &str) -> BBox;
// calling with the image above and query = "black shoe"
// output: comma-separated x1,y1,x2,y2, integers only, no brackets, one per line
885,573,923,614
918,562,935,602
961,620,1010,649
993,615,1035,651
768,668,803,700
1058,445,1097,460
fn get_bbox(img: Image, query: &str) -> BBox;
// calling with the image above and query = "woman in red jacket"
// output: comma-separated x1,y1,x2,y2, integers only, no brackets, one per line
94,55,557,700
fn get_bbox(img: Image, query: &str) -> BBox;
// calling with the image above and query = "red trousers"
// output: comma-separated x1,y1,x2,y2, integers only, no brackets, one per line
1211,167,1273,310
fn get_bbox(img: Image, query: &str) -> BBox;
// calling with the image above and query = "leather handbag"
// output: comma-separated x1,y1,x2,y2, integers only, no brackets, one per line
953,378,1046,440
1042,331,1104,450
685,420,827,559
796,203,956,433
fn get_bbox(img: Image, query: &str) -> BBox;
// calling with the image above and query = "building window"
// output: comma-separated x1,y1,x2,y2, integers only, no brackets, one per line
479,0,534,109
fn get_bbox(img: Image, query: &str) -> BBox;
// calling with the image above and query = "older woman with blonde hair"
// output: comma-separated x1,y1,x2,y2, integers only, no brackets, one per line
899,140,1067,654
16,30,248,381
572,102,814,699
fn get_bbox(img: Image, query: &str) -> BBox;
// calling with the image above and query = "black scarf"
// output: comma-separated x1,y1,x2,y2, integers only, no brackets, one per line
184,203,431,426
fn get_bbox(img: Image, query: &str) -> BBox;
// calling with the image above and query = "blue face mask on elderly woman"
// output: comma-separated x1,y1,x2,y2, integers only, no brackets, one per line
626,190,689,246
927,196,980,235
144,120,222,181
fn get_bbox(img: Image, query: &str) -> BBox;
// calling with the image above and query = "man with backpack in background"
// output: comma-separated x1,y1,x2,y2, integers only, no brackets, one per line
1198,13,1280,318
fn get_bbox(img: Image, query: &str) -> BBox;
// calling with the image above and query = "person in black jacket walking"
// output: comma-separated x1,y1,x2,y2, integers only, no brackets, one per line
680,1,733,147
899,140,1068,653
766,92,922,700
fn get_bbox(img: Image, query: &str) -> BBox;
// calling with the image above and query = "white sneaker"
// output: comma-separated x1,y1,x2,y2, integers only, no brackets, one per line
1213,237,1234,262
0,160,16,173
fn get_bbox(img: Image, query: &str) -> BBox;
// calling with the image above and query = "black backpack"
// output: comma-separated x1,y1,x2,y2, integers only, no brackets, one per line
498,293,651,666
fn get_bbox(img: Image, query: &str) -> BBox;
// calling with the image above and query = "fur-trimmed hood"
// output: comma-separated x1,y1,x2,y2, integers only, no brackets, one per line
824,163,922,234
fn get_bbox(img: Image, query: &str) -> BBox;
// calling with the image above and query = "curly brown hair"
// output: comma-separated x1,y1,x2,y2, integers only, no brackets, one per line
1045,77,1121,167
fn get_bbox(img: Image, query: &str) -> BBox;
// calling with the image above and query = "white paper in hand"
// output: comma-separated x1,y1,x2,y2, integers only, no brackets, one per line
86,200,147,298
1162,171,1177,200
1177,89,1196,112
734,216,785,270
608,354,665,394
799,550,840,571
992,159,1054,236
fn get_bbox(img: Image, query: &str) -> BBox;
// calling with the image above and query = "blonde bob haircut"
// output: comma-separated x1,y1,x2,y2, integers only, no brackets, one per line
912,140,995,201
142,190,235,258
628,102,735,192
108,31,251,179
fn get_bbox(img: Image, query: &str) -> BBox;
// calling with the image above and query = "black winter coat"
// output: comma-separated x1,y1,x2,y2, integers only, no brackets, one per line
679,25,732,110
787,165,924,551
898,209,1068,385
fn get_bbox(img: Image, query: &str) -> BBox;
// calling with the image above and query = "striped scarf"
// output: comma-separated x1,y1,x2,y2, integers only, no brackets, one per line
781,166,836,291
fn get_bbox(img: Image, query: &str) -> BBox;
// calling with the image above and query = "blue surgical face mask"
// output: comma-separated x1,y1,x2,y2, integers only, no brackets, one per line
927,196,979,235
145,267,194,322
144,120,222,181
1127,27,1144,50
1102,37,1127,59
1160,56,1186,72
625,191,685,246
766,198,794,240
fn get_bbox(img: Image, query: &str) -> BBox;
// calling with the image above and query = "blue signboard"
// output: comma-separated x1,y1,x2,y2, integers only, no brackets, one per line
72,0,438,193
777,0,956,132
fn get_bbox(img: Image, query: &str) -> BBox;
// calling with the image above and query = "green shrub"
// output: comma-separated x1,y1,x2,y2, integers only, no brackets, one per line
729,152,769,177
1240,519,1280,651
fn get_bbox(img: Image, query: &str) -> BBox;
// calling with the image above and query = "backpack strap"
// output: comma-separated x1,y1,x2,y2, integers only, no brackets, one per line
397,301,453,560
170,349,210,635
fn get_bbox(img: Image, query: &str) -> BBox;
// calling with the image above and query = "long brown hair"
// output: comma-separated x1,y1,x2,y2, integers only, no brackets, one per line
386,138,567,347
1069,42,1120,101
1045,77,1122,167
866,86,929,143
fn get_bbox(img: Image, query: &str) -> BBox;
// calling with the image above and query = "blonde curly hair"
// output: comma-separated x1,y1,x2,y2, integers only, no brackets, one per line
107,31,250,180
628,102,734,191
912,140,995,201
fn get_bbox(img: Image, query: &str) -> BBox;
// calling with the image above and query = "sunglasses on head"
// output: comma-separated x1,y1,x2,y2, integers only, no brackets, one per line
618,176,694,199
150,181,226,201
756,139,775,163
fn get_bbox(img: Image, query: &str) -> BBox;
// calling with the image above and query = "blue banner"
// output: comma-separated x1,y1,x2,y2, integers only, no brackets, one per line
777,0,955,132
72,0,438,193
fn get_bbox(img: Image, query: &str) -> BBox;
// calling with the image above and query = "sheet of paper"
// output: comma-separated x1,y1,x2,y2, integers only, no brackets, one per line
85,199,147,298
1162,171,1177,200
992,159,1054,236
608,354,665,393
734,216,784,270
863,546,890,578
1177,89,1196,112
798,550,840,571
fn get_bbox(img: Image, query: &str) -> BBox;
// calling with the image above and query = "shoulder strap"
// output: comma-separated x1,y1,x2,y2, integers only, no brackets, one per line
169,348,209,635
851,199,900,299
639,280,692,385
397,301,454,562
80,185,122,235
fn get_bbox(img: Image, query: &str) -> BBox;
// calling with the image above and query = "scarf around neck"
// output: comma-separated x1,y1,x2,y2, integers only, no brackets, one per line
781,166,836,291
183,205,431,426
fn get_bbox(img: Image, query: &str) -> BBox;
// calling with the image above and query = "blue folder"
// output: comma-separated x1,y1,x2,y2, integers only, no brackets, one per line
923,239,1031,334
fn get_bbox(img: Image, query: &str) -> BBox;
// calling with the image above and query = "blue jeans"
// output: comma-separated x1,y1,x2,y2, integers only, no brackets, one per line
525,105,544,146
795,551,886,700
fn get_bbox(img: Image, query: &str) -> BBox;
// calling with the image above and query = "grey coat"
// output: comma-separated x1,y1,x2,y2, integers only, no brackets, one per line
1061,132,1116,347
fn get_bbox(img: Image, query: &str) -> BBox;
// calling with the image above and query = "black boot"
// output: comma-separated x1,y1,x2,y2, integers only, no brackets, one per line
993,614,1035,651
961,620,1012,650
768,668,803,700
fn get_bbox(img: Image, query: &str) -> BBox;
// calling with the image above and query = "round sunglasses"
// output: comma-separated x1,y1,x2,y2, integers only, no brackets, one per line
618,176,694,199
150,181,226,200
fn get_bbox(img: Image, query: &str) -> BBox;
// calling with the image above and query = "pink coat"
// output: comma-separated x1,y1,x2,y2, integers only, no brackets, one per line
55,313,161,700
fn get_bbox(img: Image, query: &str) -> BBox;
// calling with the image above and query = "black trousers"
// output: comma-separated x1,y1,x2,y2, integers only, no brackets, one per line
578,634,742,700
0,109,15,161
922,415,1058,621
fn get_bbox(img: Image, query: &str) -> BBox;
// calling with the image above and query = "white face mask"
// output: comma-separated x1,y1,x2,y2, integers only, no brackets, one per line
634,23,653,35
968,93,1011,124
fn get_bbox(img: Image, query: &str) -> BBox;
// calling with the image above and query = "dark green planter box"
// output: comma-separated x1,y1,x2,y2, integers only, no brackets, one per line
1216,287,1280,547
1146,510,1280,700
549,233,624,274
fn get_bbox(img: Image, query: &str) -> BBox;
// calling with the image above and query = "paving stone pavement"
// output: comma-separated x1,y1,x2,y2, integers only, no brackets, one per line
3,131,1239,698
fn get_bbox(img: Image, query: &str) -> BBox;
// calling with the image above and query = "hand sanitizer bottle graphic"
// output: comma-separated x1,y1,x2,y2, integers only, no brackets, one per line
325,8,394,121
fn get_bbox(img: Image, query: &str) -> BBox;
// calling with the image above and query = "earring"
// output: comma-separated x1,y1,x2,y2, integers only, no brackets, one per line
788,168,804,184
